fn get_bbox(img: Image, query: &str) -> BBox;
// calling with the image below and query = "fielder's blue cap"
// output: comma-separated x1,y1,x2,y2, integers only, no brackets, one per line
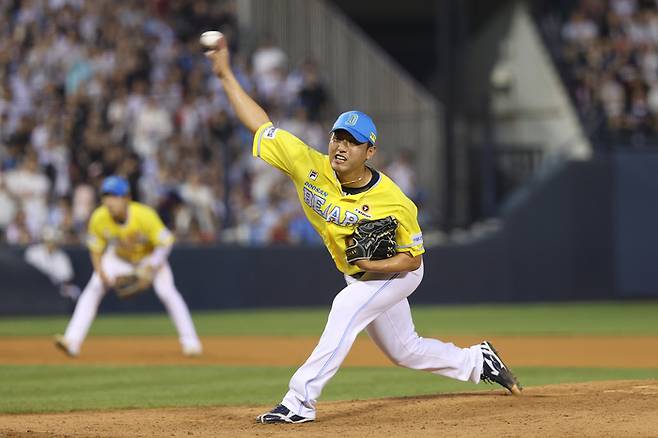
330,110,377,145
100,175,130,196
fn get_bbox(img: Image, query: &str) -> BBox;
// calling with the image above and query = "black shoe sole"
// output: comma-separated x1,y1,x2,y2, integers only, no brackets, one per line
256,414,314,424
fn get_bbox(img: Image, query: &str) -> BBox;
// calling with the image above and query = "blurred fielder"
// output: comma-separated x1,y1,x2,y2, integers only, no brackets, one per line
206,34,521,424
55,176,202,357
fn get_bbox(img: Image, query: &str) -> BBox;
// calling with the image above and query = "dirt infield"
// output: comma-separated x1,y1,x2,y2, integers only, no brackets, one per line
2,335,658,367
1,336,658,437
1,380,657,437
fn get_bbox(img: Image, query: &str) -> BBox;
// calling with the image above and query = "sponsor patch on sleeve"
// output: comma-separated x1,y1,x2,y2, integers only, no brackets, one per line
264,126,277,139
396,233,424,250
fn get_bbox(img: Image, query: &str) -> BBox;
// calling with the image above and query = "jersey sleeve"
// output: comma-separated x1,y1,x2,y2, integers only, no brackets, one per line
252,122,320,176
86,210,107,254
143,207,175,247
395,202,425,257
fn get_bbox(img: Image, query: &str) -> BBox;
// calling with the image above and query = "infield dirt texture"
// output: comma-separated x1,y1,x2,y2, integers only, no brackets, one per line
1,380,657,437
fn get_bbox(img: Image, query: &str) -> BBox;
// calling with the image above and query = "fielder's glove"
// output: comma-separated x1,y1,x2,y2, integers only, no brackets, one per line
112,266,154,299
346,216,398,264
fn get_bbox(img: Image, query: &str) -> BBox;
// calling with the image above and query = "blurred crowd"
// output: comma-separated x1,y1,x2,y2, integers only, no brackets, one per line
0,0,413,248
548,0,658,146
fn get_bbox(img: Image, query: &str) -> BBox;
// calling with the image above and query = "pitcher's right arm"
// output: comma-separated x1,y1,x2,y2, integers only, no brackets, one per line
205,36,270,133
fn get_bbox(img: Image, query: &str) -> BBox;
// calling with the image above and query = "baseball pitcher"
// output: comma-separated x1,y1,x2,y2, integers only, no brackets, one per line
54,176,202,357
205,34,521,424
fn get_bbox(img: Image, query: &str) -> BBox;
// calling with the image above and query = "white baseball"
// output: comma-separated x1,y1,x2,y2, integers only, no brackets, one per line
200,31,223,49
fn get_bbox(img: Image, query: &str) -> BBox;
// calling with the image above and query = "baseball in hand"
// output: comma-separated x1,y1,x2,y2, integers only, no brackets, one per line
200,31,224,49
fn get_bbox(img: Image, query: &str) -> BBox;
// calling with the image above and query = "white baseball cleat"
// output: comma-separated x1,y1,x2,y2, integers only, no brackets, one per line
182,344,203,357
54,334,78,358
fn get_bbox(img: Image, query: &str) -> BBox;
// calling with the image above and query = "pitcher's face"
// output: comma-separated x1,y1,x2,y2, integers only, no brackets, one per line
328,129,375,174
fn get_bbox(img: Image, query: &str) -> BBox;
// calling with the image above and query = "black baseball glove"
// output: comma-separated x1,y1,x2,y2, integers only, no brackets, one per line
346,216,398,264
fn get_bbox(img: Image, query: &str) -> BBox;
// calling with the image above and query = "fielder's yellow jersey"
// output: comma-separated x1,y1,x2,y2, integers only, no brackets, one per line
253,122,424,276
86,201,174,263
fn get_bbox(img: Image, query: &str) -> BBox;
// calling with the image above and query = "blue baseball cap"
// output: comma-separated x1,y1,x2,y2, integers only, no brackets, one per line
100,175,130,196
330,110,377,145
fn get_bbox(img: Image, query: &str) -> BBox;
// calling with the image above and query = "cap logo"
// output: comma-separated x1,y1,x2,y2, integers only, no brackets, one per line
369,132,377,144
346,114,359,126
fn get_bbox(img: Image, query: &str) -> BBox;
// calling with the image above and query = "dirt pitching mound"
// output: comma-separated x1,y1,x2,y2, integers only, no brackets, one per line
1,380,656,437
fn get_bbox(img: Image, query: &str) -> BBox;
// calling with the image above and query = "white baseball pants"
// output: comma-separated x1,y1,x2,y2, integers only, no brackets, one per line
61,250,201,355
281,263,484,419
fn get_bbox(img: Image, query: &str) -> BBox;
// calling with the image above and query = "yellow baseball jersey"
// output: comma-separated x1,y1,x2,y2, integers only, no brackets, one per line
253,122,424,276
86,201,174,263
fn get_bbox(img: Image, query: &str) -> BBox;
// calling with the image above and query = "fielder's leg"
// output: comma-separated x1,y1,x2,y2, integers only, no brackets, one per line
279,265,423,420
58,273,106,356
58,251,133,356
153,263,202,356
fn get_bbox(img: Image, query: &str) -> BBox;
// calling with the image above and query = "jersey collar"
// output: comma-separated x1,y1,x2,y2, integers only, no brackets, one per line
341,167,380,196
328,160,380,197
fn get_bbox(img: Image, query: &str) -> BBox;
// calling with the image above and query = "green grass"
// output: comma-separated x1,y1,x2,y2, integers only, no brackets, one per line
2,301,658,337
1,364,656,414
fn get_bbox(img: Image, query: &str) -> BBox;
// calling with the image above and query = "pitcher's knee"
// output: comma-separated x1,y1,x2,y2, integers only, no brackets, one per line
388,340,423,368
390,351,417,368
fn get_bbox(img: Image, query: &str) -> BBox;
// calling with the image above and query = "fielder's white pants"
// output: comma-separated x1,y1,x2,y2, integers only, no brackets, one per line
281,263,483,419
62,250,201,355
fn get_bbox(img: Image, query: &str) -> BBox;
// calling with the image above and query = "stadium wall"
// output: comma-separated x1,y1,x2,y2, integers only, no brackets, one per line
614,152,658,297
1,151,656,315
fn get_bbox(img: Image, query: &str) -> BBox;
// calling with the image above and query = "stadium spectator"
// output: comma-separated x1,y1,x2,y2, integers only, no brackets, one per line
4,154,51,238
252,34,288,90
0,172,18,235
24,227,81,301
288,207,323,246
562,11,599,45
296,60,330,121
71,178,96,236
280,107,325,150
132,96,173,159
5,209,31,245
385,149,418,199
179,172,219,242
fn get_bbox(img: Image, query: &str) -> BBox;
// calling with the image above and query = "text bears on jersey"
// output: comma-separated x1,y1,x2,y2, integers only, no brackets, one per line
303,186,360,226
